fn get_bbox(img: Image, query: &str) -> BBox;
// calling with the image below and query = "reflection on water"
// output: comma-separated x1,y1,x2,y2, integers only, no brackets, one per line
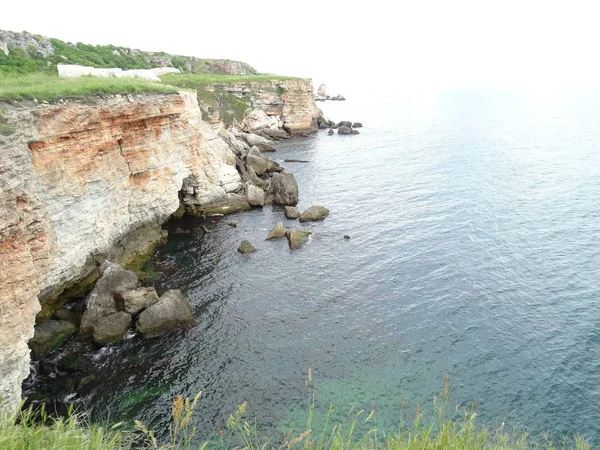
25,89,600,443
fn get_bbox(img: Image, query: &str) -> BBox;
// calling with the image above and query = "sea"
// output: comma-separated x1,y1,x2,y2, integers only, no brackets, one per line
25,87,600,443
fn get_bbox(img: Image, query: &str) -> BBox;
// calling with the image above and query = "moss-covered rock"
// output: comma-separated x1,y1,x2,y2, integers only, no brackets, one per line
299,205,329,222
92,311,132,345
238,240,257,254
286,230,311,249
266,222,287,240
29,320,77,358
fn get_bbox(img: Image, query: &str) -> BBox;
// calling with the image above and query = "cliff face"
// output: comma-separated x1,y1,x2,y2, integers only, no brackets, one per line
208,79,320,135
0,91,243,407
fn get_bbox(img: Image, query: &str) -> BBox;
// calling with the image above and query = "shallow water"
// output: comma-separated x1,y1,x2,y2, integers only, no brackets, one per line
26,88,600,442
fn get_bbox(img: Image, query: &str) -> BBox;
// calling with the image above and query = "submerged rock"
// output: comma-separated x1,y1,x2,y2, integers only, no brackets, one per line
80,261,139,333
238,240,257,254
92,312,132,346
266,222,287,240
299,205,330,222
338,126,352,135
136,290,196,337
29,320,77,358
268,173,299,206
120,287,159,315
284,206,301,219
286,230,312,249
247,183,266,206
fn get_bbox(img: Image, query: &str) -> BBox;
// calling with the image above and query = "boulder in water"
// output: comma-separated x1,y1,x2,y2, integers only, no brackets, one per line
247,183,266,206
80,261,139,333
337,121,352,128
299,205,330,222
266,222,287,240
92,311,132,345
29,320,77,358
238,240,257,254
136,290,196,337
352,122,363,128
284,206,301,219
286,230,312,249
267,173,299,206
338,126,352,135
119,287,159,315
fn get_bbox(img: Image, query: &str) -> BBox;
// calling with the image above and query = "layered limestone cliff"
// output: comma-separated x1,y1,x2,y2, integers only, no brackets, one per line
203,79,320,135
0,91,244,407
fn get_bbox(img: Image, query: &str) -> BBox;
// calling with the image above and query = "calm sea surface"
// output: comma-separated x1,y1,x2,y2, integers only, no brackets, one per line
26,88,600,442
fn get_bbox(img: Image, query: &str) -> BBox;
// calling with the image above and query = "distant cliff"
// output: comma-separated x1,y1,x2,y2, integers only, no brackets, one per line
0,30,257,75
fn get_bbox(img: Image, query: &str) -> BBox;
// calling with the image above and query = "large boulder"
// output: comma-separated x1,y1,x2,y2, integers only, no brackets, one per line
243,109,279,132
352,122,363,128
262,128,290,140
286,230,312,249
247,183,266,206
284,206,301,219
136,290,197,337
268,173,299,206
337,121,352,128
29,320,77,358
92,312,132,345
120,287,159,315
338,126,352,135
241,132,274,147
266,222,287,240
80,261,139,333
299,205,330,222
246,166,269,189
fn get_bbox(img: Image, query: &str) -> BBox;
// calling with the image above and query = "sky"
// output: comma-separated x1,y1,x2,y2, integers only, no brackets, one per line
2,0,600,96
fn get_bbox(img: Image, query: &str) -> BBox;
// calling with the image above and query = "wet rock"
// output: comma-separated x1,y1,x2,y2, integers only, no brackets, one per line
299,205,330,222
286,230,312,249
337,121,352,128
80,261,139,333
351,129,360,135
328,129,335,135
268,173,299,206
284,206,301,219
266,222,287,240
238,240,257,254
136,290,196,337
262,128,290,140
120,287,159,315
92,311,132,345
200,225,210,233
228,222,238,227
54,308,80,326
338,126,352,135
255,144,276,152
284,159,309,163
247,183,266,206
56,352,92,373
352,122,363,128
247,166,269,189
29,320,77,358
344,235,351,239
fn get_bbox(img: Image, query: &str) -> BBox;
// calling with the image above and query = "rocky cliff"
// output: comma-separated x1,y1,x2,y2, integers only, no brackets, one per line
0,91,247,407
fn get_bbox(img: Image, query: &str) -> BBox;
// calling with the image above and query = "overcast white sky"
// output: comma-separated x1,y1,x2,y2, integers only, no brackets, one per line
2,0,599,96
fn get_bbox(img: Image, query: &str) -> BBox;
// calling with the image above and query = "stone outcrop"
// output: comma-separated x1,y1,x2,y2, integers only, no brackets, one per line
212,79,320,135
136,290,196,337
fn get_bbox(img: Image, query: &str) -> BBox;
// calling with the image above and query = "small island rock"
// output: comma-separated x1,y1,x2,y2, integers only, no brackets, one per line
266,222,287,240
299,205,330,222
286,230,312,249
338,126,352,135
284,206,301,219
238,240,257,254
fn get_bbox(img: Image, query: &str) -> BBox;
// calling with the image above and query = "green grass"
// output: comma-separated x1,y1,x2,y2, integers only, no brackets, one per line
159,73,302,88
0,73,178,101
2,376,595,449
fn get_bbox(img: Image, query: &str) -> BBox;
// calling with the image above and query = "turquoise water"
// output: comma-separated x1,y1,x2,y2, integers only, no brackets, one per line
26,88,600,442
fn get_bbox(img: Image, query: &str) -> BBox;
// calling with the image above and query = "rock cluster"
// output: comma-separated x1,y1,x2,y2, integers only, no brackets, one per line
314,84,346,102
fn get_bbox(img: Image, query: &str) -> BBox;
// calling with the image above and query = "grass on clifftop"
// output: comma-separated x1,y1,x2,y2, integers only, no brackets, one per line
159,73,302,87
1,378,594,449
0,73,177,101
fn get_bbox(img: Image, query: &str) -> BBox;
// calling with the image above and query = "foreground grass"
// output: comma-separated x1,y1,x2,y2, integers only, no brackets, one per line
1,378,595,450
0,73,177,101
